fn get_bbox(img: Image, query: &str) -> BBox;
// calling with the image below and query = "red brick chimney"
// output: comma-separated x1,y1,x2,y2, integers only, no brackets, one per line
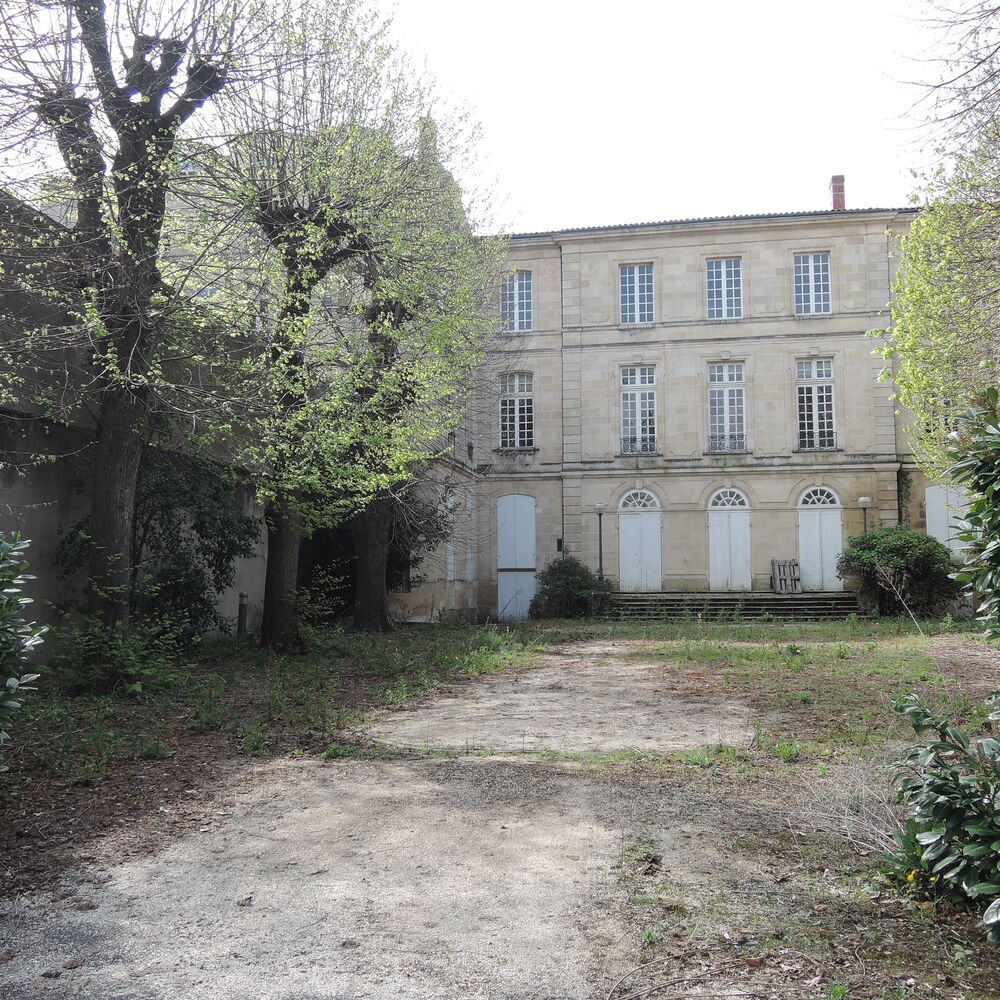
830,174,845,211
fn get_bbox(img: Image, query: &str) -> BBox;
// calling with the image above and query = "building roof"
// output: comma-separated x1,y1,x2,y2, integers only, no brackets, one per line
510,206,918,241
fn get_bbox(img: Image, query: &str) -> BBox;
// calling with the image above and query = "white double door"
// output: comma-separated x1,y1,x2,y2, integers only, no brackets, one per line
618,511,662,591
798,508,843,591
708,509,752,591
496,494,536,621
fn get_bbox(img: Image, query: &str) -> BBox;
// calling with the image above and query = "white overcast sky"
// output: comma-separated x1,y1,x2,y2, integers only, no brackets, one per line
380,0,940,233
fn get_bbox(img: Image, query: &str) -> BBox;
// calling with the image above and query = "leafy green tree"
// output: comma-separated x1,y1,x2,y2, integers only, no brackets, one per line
206,0,504,640
0,0,276,626
876,5,1000,473
879,154,1000,471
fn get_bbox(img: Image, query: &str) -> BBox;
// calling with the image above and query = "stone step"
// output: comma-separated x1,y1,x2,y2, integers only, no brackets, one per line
603,591,860,621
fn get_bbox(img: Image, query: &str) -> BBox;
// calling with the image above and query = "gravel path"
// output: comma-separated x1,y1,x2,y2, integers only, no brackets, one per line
2,642,747,999
367,642,750,754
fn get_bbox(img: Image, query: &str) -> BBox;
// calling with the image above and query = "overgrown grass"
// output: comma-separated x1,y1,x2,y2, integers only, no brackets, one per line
4,616,994,793
514,618,997,765
515,613,979,644
3,623,539,794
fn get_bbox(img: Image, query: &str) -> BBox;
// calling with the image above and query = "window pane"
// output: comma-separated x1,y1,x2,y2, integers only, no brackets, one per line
797,384,815,447
516,270,532,330
708,368,745,451
795,360,835,449
620,265,636,324
500,273,515,331
794,254,810,314
500,372,534,448
707,259,722,320
725,258,742,318
637,263,654,323
794,252,831,315
812,253,830,313
621,264,653,323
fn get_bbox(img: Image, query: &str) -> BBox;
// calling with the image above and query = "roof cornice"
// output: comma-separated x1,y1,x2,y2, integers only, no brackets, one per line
510,207,919,243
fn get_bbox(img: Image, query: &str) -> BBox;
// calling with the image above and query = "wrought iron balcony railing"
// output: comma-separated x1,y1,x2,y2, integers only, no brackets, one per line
620,436,657,455
708,434,747,453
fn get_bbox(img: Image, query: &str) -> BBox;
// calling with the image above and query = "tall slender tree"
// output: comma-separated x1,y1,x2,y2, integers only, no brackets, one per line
207,0,504,642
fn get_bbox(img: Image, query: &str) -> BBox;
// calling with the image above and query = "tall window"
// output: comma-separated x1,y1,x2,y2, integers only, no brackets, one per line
620,366,656,454
620,263,654,324
499,372,534,448
794,252,831,315
500,270,532,332
707,258,742,319
708,362,746,452
796,358,835,449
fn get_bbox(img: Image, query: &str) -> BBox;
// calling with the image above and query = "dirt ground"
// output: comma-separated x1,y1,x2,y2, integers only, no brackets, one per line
3,636,1000,999
366,642,751,753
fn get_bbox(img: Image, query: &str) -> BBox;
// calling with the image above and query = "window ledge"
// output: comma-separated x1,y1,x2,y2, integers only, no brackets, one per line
500,329,533,335
493,447,539,456
705,450,750,456
794,447,841,454
618,322,656,330
793,312,833,319
616,452,662,459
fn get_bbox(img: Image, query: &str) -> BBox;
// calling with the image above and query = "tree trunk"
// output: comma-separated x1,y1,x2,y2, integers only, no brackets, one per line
86,388,146,625
352,495,394,631
260,498,303,649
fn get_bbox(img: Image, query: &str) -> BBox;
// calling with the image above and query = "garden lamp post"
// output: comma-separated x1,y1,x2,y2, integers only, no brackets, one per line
594,503,608,591
858,496,872,533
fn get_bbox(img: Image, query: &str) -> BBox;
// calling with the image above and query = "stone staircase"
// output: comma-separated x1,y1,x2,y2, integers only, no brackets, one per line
604,591,860,621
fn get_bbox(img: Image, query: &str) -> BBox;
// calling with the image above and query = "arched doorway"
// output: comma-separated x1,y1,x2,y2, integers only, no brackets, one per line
708,488,751,591
797,487,843,591
618,489,661,592
497,494,536,620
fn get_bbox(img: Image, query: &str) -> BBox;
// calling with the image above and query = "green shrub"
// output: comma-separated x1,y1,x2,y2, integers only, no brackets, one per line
837,525,959,615
0,535,45,768
888,693,1000,941
56,448,259,638
528,556,597,619
49,616,184,695
949,388,1000,635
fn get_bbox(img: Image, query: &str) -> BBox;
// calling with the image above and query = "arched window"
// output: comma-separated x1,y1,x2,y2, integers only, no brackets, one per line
709,488,749,509
499,373,533,448
799,486,840,507
619,489,660,510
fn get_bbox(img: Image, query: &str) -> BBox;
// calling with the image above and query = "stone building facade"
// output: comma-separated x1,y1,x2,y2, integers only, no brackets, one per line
389,183,963,621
